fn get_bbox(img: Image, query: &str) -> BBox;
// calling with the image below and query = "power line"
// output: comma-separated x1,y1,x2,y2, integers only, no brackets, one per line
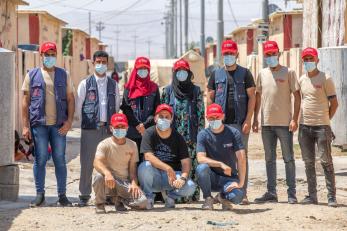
95,21,105,40
227,0,239,27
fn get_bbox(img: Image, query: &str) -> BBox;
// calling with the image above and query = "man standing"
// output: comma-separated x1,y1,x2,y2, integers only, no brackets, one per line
93,113,147,213
299,48,338,207
207,40,255,204
77,51,120,206
22,42,75,207
253,41,301,204
138,104,196,209
196,104,246,210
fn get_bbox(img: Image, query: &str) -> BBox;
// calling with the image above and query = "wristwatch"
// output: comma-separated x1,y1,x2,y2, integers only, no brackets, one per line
180,176,187,182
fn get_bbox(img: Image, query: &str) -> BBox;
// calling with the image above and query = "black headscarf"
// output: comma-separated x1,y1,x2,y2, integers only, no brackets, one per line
172,70,195,100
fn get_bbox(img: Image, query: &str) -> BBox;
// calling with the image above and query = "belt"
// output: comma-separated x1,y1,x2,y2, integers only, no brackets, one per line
97,122,107,127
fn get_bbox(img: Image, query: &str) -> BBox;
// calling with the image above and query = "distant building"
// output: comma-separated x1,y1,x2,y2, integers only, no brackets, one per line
0,0,29,51
17,10,67,66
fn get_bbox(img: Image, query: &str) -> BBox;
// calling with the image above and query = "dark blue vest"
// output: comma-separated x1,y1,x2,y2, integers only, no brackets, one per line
214,65,248,125
29,67,68,127
81,75,117,129
165,85,200,143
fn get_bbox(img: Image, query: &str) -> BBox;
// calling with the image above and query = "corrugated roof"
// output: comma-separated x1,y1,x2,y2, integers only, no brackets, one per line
17,10,67,25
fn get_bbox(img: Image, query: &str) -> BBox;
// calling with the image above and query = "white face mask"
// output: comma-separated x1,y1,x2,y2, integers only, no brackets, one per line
156,118,171,131
209,119,223,130
137,69,149,78
112,128,127,139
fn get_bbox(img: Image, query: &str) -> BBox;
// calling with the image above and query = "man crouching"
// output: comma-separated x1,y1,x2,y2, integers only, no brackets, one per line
93,113,147,213
196,104,246,210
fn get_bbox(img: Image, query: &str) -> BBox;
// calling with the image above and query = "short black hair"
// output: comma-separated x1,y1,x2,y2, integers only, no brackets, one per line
93,50,109,62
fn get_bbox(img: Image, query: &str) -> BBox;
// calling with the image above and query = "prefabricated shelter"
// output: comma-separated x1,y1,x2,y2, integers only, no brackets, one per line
268,10,303,51
0,0,29,51
62,27,92,91
17,10,67,66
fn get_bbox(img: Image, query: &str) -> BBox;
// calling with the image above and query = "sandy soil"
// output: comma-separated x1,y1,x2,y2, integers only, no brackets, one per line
1,129,347,231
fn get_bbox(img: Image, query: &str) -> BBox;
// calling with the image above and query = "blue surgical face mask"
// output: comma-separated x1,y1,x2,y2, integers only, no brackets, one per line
112,128,127,139
304,62,317,72
209,119,223,130
43,56,56,69
265,56,279,68
156,118,171,131
176,70,188,82
95,64,107,75
137,69,149,78
223,55,236,66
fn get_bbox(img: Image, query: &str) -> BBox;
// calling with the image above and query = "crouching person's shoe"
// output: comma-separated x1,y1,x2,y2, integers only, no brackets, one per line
254,192,278,204
30,193,45,207
95,204,106,214
164,196,176,208
202,197,214,210
216,193,233,210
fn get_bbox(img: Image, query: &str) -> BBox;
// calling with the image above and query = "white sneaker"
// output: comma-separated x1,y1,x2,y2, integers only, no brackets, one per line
146,198,154,210
165,197,175,208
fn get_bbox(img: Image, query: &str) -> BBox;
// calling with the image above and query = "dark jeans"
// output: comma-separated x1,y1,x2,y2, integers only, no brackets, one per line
261,126,296,197
31,125,67,195
298,125,336,199
228,124,249,196
196,164,244,204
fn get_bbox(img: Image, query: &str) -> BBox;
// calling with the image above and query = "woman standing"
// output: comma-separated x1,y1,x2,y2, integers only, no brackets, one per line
161,59,205,201
121,57,160,161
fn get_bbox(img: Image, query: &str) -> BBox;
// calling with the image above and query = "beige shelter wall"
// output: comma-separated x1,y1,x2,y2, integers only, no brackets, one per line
233,30,248,67
90,39,100,57
39,15,64,66
17,14,30,45
0,1,18,51
269,16,284,51
292,14,303,48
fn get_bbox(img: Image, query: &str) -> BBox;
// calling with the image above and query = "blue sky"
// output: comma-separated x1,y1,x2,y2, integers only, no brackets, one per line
19,0,302,61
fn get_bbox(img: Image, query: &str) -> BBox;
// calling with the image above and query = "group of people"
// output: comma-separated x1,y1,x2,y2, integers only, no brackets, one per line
21,39,339,213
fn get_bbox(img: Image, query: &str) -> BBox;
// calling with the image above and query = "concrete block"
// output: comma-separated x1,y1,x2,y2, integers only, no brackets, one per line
0,164,19,201
0,48,15,166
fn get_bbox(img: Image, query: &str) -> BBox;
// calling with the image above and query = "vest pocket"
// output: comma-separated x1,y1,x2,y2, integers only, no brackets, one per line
57,84,67,100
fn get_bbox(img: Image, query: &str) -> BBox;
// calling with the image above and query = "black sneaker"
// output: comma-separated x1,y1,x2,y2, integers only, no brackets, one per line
254,192,278,204
301,195,318,205
288,196,298,204
328,198,338,208
57,194,73,207
77,198,89,207
30,193,45,207
115,201,128,212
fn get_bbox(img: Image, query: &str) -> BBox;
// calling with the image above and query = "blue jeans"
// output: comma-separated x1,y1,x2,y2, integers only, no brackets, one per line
31,125,67,195
261,126,296,197
196,164,244,204
138,161,196,200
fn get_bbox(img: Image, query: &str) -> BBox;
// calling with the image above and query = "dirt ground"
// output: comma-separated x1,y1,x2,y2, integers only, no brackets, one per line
1,129,347,231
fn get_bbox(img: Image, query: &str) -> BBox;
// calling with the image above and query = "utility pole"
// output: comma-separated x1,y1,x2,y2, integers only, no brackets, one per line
88,11,92,36
170,0,175,58
261,0,269,67
216,0,224,65
184,0,188,52
164,14,169,58
146,39,152,58
179,0,183,56
133,30,138,59
96,21,105,40
174,0,178,58
200,0,205,57
114,29,120,61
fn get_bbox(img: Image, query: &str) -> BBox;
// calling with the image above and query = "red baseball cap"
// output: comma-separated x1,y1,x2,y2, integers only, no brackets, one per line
263,41,279,54
40,42,57,54
206,103,224,118
155,104,173,116
222,40,238,54
174,59,190,71
110,113,128,127
135,56,150,69
302,47,318,59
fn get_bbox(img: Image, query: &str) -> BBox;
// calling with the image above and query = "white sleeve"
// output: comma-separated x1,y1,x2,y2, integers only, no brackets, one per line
76,79,87,122
115,82,121,113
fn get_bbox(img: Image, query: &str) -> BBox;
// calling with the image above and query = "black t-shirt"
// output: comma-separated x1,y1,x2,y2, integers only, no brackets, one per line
196,125,244,177
207,67,255,124
140,126,189,171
